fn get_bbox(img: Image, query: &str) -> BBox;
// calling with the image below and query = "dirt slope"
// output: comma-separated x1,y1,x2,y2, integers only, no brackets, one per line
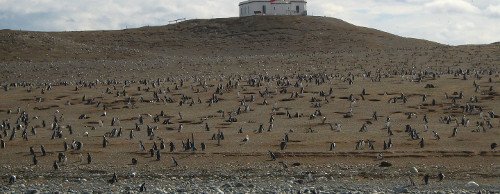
0,16,443,62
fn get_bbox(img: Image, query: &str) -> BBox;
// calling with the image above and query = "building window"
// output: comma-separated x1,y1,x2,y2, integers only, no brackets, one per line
263,5,266,14
296,6,300,13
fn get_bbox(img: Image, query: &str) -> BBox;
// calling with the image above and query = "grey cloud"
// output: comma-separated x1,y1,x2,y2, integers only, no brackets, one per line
486,4,500,17
424,0,480,14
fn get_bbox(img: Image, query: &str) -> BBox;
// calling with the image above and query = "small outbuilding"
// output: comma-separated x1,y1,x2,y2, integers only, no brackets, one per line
239,0,307,17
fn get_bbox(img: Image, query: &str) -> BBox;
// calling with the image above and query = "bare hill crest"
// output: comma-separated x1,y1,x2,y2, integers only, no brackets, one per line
0,16,448,62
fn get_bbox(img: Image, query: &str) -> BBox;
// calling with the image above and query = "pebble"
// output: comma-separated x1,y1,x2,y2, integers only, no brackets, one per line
379,161,392,167
26,189,39,194
317,176,327,182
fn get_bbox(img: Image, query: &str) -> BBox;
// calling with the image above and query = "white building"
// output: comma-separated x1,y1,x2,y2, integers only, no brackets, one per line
239,0,307,17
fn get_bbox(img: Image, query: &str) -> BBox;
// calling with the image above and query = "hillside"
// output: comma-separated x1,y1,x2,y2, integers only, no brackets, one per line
0,16,444,62
0,16,498,83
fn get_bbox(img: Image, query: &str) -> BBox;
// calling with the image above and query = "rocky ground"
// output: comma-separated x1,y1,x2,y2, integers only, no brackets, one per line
2,156,499,193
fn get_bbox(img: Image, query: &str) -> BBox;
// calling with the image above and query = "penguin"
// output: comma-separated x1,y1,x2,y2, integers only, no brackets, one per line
102,136,108,148
268,151,276,161
139,182,146,192
433,131,440,140
219,131,225,140
150,149,155,157
31,127,37,136
75,141,83,150
53,161,59,170
329,142,336,151
491,143,497,150
451,127,458,137
258,124,264,133
117,127,122,137
169,142,175,152
139,141,145,151
419,138,425,148
242,135,249,142
108,173,118,184
132,158,138,165
160,139,166,150
205,123,210,131
424,174,430,185
40,145,46,156
365,140,374,150
0,139,5,148
156,150,161,161
58,152,65,162
153,142,158,151
9,175,16,184
32,155,38,165
201,142,206,151
87,153,92,164
171,157,179,167
280,141,287,150
63,141,68,151
178,124,183,132
30,146,35,155
438,172,445,181
9,128,16,140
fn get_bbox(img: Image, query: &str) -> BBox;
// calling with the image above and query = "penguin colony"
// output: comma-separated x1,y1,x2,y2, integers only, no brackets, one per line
0,65,498,189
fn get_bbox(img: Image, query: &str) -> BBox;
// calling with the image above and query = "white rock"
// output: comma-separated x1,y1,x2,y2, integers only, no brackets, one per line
410,167,418,174
317,177,328,182
466,181,479,187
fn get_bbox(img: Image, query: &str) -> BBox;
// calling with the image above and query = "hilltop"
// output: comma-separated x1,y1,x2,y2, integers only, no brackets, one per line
1,16,444,62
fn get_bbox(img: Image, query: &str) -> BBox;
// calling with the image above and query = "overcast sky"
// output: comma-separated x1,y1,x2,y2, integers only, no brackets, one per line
0,0,499,45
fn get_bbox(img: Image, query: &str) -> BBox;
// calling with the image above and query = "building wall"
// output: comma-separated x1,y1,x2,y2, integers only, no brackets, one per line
239,0,307,17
